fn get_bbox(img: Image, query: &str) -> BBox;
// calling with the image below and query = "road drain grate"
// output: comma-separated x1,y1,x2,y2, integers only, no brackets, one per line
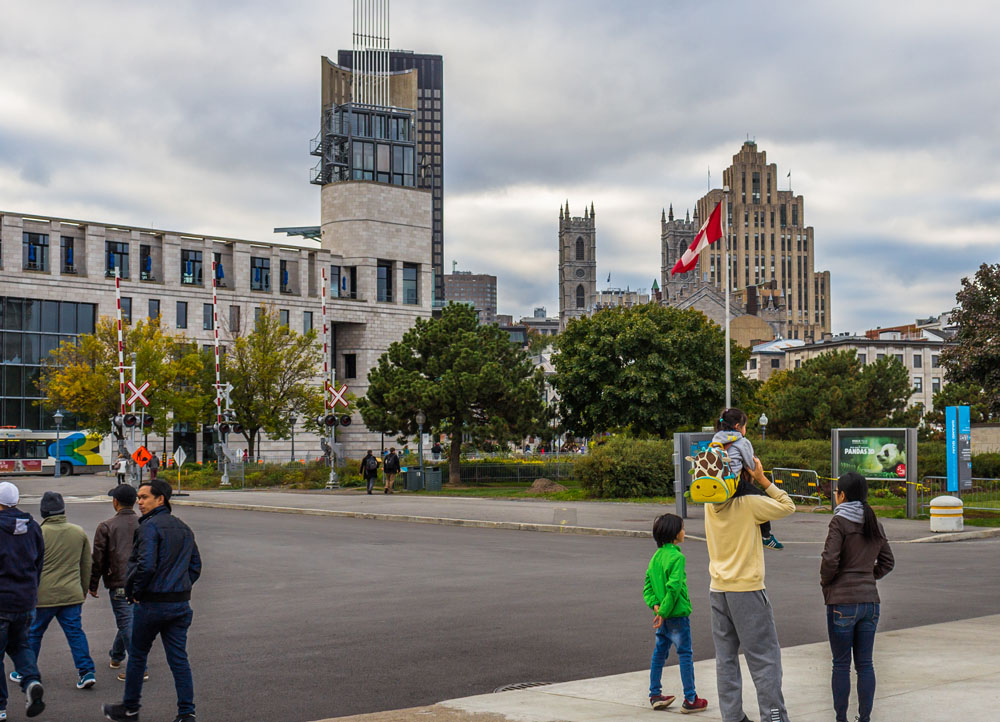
494,682,552,693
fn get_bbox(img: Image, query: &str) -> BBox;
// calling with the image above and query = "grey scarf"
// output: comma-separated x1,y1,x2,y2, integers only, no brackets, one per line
834,500,865,524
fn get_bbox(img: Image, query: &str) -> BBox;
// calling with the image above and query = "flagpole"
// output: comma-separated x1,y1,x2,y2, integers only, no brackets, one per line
723,185,731,408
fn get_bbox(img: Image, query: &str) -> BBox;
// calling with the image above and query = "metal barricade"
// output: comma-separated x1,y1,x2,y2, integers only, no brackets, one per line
920,476,1000,515
770,467,823,504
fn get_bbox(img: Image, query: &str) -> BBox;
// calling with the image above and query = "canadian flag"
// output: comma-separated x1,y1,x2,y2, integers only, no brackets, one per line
670,201,723,276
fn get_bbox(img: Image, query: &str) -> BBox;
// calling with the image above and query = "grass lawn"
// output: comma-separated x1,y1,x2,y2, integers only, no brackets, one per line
412,480,676,504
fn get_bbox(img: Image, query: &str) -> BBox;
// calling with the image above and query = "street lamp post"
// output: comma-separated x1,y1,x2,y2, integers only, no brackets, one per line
53,409,64,478
290,416,297,463
759,412,769,446
416,409,426,489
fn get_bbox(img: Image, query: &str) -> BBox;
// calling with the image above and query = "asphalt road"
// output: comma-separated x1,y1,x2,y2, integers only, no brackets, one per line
6,500,1000,722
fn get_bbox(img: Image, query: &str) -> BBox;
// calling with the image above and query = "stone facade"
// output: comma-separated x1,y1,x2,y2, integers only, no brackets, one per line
558,201,597,331
1,200,432,461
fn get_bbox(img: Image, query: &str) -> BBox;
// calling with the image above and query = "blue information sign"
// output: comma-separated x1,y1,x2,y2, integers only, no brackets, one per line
945,405,972,492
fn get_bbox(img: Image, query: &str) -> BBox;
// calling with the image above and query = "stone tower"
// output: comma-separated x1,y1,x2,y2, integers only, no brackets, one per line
558,201,597,331
660,204,701,302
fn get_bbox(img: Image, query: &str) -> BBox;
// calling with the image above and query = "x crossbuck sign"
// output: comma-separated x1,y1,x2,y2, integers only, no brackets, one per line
126,380,151,407
326,381,349,409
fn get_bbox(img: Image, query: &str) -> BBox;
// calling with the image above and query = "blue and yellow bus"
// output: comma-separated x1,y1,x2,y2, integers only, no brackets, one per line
0,428,112,476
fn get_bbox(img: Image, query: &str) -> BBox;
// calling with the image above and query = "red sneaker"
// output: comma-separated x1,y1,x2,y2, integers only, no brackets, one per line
681,696,709,713
649,694,676,710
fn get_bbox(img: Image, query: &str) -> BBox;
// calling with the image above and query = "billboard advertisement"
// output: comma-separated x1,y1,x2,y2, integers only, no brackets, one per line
836,430,908,479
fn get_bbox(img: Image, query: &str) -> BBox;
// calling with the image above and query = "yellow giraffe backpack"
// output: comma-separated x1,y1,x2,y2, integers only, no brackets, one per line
685,441,739,503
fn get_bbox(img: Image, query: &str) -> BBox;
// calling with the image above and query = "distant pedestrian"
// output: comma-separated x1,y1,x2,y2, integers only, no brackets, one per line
88,485,142,682
360,450,380,495
382,448,400,494
147,452,160,481
16,492,97,691
703,444,795,722
643,514,709,713
103,479,201,722
431,442,441,461
0,482,46,718
821,472,895,722
112,453,128,485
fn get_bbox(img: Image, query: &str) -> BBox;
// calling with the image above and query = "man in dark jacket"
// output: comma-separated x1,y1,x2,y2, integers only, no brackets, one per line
360,450,380,495
103,479,201,722
89,485,140,679
0,481,46,718
382,447,400,494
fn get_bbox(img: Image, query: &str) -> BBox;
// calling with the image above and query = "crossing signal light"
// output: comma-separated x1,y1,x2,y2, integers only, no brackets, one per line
111,415,124,438
340,415,352,427
123,414,138,428
323,414,338,427
215,422,231,434
231,423,243,434
142,415,155,430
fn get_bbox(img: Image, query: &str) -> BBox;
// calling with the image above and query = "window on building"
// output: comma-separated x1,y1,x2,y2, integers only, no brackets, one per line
303,311,313,333
279,309,289,326
770,358,780,369
344,353,357,379
780,206,787,228
229,305,240,333
876,353,885,361
913,354,922,368
106,241,129,278
329,265,341,297
895,353,904,365
254,306,263,326
576,284,585,309
795,359,801,369
792,205,799,226
203,303,213,330
377,260,393,302
575,237,585,261
280,260,291,293
932,377,941,393
750,358,758,370
181,249,203,285
60,236,76,273
176,301,188,329
22,232,49,272
858,353,867,365
121,297,132,324
251,257,270,291
140,245,153,280
148,299,160,320
931,354,940,368
752,172,761,203
402,263,418,305
913,377,923,392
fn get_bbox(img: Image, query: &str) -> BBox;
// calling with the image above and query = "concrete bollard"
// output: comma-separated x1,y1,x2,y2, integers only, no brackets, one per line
929,495,963,532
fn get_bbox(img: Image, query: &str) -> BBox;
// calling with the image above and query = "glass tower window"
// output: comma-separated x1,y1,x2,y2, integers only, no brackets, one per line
251,257,270,291
377,261,393,302
402,264,418,305
203,303,213,330
61,236,76,273
106,241,129,278
140,245,153,280
176,301,188,329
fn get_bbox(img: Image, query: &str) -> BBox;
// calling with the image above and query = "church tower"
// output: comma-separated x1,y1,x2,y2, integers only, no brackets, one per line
558,201,597,331
660,204,701,302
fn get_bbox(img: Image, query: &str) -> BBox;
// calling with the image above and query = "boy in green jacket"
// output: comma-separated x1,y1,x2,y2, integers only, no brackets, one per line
644,514,708,713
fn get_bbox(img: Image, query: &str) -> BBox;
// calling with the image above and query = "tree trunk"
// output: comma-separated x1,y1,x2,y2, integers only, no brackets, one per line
449,431,462,485
248,429,258,460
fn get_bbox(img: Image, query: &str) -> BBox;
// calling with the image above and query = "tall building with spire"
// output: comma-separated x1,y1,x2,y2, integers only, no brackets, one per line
660,203,700,302
558,201,597,331
689,142,831,342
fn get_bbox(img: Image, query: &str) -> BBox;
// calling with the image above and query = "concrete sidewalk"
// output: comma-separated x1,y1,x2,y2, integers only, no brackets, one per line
317,614,1000,721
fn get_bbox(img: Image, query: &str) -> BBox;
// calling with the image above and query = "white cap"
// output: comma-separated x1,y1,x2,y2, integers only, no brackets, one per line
0,481,19,507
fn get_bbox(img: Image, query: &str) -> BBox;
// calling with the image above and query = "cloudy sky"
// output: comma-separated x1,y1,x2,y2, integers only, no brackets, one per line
2,0,997,332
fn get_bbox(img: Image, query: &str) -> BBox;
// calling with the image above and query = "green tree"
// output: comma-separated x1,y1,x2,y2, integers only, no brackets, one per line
754,350,918,439
924,381,998,432
940,263,1000,416
39,318,210,438
223,306,324,458
552,304,752,437
358,303,545,483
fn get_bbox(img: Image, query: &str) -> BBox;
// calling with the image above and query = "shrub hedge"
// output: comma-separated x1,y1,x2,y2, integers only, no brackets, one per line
576,436,673,498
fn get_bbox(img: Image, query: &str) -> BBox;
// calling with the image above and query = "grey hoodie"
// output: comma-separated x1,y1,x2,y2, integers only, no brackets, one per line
711,430,755,479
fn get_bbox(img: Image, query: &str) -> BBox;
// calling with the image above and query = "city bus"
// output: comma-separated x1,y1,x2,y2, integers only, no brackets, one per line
0,427,112,477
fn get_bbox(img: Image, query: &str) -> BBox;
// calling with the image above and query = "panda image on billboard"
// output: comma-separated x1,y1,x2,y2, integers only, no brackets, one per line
876,443,905,472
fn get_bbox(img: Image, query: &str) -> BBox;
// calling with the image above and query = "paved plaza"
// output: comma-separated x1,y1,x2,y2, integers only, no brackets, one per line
5,476,999,721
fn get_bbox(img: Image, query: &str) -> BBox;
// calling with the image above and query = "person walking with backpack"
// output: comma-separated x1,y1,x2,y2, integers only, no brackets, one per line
382,448,400,494
821,472,895,722
88,485,141,681
103,479,201,722
704,446,796,722
360,451,380,495
0,482,46,719
14,492,97,691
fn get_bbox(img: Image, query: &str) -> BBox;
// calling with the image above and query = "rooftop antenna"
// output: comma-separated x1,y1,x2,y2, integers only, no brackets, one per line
708,166,711,192
352,0,391,107
452,260,457,273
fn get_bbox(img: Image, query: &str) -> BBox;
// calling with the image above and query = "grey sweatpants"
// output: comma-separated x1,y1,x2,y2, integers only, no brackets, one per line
710,590,789,722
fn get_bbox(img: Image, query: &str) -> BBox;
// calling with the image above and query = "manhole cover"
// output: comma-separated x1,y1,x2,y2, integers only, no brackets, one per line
494,681,552,693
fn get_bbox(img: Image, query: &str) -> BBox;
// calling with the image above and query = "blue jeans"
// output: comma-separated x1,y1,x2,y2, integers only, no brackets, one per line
124,601,194,716
649,615,696,701
29,604,95,676
827,603,879,722
110,590,133,663
0,610,41,710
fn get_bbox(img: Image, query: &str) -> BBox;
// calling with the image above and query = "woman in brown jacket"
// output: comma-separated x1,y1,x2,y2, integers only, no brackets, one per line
820,472,895,722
